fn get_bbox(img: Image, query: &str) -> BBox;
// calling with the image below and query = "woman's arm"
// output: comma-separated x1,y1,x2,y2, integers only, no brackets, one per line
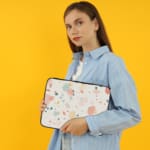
85,56,141,135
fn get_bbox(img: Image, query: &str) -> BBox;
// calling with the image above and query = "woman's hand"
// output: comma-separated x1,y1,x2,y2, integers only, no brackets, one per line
40,99,47,112
60,118,89,136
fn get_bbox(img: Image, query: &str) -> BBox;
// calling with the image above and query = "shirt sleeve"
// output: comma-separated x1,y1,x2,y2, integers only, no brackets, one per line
85,56,141,135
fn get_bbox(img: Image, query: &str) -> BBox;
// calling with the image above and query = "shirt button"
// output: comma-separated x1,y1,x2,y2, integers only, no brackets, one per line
98,132,103,136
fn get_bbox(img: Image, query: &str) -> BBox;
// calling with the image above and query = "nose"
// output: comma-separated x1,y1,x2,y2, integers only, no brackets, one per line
70,26,78,35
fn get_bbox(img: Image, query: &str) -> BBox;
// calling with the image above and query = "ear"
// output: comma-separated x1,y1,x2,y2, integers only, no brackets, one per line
93,18,99,31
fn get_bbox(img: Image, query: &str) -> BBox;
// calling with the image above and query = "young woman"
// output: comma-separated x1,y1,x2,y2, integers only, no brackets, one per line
41,1,141,150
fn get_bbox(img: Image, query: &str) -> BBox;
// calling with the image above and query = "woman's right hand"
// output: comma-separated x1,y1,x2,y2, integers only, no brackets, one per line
40,99,47,112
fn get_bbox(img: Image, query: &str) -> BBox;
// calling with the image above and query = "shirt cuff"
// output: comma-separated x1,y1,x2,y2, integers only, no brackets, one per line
85,116,103,136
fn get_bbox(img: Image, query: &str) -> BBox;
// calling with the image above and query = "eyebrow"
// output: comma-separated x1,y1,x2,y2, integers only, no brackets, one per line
65,17,83,26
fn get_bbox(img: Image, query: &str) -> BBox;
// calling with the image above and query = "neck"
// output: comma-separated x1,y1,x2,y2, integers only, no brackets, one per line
82,38,100,52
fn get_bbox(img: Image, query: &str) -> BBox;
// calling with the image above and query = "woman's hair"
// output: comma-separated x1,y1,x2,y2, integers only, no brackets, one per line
64,1,113,53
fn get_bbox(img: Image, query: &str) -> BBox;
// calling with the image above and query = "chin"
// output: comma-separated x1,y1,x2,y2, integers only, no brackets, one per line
73,42,82,47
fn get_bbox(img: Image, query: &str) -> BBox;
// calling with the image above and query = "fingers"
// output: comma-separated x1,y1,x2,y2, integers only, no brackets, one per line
41,99,45,105
40,104,46,112
40,99,47,112
60,121,71,133
60,118,89,136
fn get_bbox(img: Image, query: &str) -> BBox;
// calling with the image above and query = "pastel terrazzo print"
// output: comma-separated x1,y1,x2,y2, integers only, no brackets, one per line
41,78,110,129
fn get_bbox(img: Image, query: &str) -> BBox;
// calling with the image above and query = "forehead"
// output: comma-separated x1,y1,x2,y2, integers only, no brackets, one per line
65,9,90,24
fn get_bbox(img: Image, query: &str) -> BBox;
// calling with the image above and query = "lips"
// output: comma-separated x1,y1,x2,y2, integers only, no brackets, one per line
72,37,81,41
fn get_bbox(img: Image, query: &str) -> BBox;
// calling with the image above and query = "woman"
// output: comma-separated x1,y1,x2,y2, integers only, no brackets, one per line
41,1,141,150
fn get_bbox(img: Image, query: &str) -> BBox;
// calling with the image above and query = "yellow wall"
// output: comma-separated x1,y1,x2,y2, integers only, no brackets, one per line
0,0,149,149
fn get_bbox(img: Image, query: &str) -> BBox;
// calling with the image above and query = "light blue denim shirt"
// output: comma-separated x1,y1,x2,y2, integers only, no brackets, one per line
48,45,141,150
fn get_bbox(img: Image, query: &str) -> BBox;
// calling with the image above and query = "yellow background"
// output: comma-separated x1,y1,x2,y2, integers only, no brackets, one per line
0,0,149,149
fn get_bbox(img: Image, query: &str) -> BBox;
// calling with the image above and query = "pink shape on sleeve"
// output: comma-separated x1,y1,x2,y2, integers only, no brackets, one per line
88,106,96,115
45,94,54,104
105,87,110,95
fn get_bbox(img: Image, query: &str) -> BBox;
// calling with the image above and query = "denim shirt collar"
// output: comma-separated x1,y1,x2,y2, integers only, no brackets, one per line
72,45,110,60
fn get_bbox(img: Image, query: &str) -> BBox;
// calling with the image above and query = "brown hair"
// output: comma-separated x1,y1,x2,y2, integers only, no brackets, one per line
64,1,113,53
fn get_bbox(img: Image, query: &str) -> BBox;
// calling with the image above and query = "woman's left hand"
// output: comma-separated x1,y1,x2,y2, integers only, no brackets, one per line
60,118,89,136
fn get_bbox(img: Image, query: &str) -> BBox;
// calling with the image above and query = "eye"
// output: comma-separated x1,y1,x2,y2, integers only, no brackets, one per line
66,25,72,30
77,21,83,26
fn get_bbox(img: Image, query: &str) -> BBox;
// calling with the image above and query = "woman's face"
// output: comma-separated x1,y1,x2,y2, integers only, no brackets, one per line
64,9,99,49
